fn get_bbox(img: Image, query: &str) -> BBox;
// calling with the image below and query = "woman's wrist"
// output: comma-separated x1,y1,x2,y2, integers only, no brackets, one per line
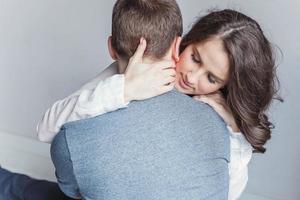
124,76,134,103
228,120,240,132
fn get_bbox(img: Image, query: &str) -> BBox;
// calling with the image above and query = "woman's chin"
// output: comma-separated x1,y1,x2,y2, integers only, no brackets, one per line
175,86,197,96
175,82,189,94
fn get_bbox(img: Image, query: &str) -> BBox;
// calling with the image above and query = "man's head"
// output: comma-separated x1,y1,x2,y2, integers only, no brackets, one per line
108,0,183,67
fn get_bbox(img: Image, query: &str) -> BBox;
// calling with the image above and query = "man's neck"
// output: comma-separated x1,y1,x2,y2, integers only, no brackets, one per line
117,56,174,74
117,60,128,74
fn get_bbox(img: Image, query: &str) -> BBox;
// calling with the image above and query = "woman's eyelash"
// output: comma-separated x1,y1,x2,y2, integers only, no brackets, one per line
191,53,217,84
191,54,201,63
208,74,216,84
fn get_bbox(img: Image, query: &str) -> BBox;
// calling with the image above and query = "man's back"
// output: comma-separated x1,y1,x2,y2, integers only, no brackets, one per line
51,90,230,200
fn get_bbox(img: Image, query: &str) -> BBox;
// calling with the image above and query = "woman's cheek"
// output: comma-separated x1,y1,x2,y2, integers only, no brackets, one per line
198,82,215,94
175,61,183,71
178,53,191,71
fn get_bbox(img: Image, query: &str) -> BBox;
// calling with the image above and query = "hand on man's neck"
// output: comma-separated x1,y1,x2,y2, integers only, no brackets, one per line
117,53,175,74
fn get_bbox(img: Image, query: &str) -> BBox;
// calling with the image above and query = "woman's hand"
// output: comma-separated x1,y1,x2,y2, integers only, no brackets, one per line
193,92,240,132
124,38,176,102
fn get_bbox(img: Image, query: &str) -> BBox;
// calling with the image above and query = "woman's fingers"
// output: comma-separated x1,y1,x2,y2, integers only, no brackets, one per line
130,37,147,63
162,81,175,93
162,75,176,85
194,95,224,111
154,60,176,70
162,68,176,78
202,92,225,105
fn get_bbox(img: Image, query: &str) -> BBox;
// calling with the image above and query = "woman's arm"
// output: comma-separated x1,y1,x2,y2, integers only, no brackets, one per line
37,38,176,143
37,72,128,143
227,126,253,200
193,93,253,199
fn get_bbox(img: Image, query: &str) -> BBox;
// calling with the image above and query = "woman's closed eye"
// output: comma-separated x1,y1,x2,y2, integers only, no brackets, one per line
191,54,201,64
191,54,217,84
208,73,217,84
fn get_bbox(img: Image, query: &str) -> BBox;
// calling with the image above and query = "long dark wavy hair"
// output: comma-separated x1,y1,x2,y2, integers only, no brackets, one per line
180,9,282,153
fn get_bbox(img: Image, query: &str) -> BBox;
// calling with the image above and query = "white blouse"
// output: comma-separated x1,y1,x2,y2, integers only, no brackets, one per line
37,62,252,200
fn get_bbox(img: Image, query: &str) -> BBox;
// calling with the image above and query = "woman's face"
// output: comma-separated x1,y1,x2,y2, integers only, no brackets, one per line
175,38,230,95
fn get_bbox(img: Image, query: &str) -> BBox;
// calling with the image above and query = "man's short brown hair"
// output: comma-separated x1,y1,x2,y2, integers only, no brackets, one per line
112,0,183,60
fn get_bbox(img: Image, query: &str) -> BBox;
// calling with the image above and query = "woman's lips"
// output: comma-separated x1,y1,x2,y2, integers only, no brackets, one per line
179,74,191,90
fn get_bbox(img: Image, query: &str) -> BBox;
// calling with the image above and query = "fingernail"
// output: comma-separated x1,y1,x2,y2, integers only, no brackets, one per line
140,37,144,44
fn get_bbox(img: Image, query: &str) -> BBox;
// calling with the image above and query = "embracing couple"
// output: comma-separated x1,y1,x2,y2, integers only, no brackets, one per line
1,0,279,199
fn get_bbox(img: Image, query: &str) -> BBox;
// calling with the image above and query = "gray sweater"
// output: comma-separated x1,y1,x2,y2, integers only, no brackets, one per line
51,89,230,200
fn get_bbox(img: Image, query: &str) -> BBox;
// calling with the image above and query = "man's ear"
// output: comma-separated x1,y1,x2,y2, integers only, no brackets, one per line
108,36,118,60
172,36,182,62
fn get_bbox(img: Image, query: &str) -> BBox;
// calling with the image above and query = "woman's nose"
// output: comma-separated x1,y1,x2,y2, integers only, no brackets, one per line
186,72,196,85
187,70,202,85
